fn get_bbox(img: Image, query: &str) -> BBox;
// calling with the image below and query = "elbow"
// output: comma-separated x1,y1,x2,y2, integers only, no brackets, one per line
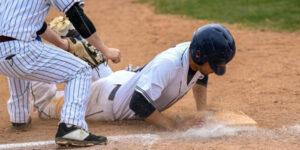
129,91,156,119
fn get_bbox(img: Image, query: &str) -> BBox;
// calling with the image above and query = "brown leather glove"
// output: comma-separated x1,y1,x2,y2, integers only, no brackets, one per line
67,37,106,68
50,16,106,68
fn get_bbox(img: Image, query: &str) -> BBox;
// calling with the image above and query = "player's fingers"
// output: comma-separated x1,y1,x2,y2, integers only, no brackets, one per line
116,52,121,63
112,57,120,63
195,118,205,127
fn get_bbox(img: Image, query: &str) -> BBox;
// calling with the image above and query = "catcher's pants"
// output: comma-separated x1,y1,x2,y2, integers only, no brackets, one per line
0,40,92,130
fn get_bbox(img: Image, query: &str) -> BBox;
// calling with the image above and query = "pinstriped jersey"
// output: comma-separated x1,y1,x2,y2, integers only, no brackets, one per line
113,42,205,120
0,0,83,42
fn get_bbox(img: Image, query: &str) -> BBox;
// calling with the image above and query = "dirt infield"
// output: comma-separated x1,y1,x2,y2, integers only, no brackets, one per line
0,0,299,149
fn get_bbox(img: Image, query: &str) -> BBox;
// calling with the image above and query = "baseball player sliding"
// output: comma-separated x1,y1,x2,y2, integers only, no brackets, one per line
31,24,236,131
0,0,120,147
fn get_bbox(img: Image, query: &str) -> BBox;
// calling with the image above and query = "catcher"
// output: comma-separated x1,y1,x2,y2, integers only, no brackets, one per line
1,1,120,147
31,24,236,131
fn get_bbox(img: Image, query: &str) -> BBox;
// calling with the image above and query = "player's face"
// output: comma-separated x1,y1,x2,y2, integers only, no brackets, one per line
198,62,214,75
190,58,214,75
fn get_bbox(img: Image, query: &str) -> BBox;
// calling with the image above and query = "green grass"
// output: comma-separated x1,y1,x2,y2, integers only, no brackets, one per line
139,0,300,31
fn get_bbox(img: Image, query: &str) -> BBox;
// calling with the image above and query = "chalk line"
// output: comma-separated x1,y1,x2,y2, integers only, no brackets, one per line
0,134,160,150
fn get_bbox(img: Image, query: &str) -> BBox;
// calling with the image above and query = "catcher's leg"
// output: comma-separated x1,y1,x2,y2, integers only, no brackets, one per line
0,40,106,146
6,77,32,130
16,42,93,130
0,41,92,129
38,43,107,146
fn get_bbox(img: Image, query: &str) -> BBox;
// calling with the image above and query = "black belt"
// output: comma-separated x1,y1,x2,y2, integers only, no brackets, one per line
108,84,121,101
0,36,16,42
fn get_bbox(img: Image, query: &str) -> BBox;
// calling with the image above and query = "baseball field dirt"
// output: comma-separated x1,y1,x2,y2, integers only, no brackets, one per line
0,0,299,149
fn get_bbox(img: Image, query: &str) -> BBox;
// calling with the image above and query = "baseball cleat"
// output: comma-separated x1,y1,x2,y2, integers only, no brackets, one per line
11,117,31,131
55,123,107,147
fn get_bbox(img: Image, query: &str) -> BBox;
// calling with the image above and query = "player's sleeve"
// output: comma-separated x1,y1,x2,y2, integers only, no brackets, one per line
129,91,156,118
196,75,209,87
65,2,96,38
135,60,177,109
36,22,47,35
50,0,84,13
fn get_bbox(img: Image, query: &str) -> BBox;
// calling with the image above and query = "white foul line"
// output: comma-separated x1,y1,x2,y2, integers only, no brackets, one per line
0,134,160,150
0,140,55,150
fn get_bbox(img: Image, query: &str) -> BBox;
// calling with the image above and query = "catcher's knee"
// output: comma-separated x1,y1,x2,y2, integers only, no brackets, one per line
77,64,93,77
68,61,93,81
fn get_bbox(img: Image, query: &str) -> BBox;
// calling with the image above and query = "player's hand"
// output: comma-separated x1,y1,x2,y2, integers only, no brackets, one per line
174,115,205,130
103,47,121,63
180,118,205,131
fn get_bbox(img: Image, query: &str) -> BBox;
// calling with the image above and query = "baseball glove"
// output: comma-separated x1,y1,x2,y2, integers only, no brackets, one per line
49,16,106,68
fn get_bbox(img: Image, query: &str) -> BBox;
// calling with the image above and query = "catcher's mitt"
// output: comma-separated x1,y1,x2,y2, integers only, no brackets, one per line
49,16,106,68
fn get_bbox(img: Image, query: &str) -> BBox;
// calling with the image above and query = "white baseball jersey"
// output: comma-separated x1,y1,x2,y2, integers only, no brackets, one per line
112,42,205,120
0,0,93,130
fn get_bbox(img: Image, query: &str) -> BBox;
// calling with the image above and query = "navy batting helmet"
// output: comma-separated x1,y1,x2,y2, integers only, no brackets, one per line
189,24,236,75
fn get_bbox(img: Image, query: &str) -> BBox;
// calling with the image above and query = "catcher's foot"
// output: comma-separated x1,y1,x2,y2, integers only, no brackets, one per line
11,117,31,131
55,123,107,147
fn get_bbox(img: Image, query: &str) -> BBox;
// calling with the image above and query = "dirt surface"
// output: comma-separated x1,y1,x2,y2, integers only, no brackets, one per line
0,0,300,149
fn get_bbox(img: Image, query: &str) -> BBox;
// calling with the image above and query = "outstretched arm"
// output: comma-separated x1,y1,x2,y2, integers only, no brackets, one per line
192,84,207,111
144,109,204,131
145,110,177,131
129,91,178,131
193,75,209,111
129,91,203,131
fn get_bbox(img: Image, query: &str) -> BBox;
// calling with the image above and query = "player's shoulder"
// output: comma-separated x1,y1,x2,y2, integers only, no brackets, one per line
174,41,191,48
157,42,190,64
151,56,178,69
163,41,190,56
144,55,179,77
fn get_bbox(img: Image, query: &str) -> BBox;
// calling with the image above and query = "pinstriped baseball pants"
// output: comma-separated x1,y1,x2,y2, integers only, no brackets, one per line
0,40,92,130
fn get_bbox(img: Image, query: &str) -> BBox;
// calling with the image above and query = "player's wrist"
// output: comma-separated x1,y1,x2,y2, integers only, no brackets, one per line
61,38,70,51
99,45,110,55
196,104,207,111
